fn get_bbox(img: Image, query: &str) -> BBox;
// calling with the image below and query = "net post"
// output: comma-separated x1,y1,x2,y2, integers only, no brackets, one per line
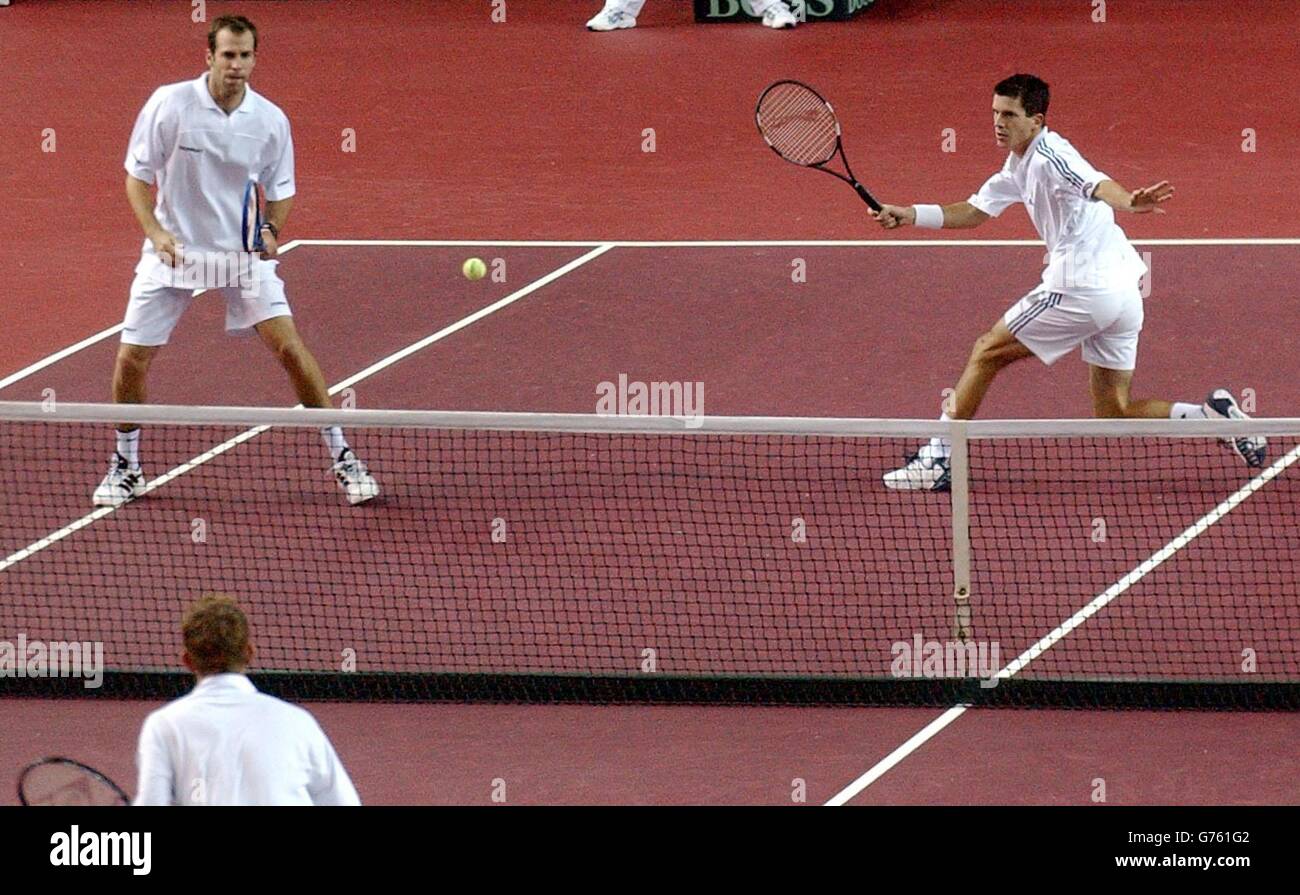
948,420,972,642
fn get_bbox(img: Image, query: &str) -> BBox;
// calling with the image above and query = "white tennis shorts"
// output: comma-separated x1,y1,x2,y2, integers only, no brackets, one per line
1002,285,1143,371
121,263,292,347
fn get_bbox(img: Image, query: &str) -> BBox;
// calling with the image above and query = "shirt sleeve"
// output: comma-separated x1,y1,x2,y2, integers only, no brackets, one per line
306,719,361,806
967,169,1022,217
132,711,176,806
1039,139,1108,200
259,112,296,201
123,88,172,185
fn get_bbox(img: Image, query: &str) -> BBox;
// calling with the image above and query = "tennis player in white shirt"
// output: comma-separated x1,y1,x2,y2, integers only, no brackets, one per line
871,74,1265,491
95,15,378,508
134,594,360,806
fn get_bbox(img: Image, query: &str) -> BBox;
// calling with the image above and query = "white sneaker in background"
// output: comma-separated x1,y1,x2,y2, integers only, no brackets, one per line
587,8,637,31
761,3,799,29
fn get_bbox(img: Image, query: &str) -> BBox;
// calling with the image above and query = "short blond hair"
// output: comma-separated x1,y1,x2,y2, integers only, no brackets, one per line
182,594,250,675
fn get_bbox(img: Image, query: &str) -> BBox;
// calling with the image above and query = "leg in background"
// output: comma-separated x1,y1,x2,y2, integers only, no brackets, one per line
1088,365,1175,419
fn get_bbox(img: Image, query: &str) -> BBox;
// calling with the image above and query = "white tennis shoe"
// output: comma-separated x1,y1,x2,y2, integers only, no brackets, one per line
761,3,799,28
1203,388,1267,468
92,453,146,507
333,449,380,505
586,8,636,30
883,454,951,492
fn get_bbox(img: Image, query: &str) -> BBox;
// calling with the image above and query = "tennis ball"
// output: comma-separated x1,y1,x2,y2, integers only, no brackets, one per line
462,257,487,281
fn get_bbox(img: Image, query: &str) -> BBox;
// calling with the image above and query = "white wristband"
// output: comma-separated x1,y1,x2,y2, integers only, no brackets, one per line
912,204,945,229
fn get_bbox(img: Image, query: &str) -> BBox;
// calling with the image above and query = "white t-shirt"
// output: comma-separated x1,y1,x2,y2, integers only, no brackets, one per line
968,127,1147,295
124,73,295,288
134,674,360,806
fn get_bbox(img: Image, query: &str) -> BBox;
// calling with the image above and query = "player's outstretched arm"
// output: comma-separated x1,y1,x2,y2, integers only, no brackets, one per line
1093,179,1174,214
872,201,989,230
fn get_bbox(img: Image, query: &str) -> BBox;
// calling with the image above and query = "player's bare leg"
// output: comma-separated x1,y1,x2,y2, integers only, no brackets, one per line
254,315,330,408
948,321,1036,419
1090,365,1266,467
111,343,160,424
93,344,159,506
884,322,1034,491
254,315,379,504
1088,366,1171,419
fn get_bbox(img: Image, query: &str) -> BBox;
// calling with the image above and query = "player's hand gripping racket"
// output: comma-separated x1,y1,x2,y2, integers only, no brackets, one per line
18,757,130,806
755,80,881,212
242,178,266,254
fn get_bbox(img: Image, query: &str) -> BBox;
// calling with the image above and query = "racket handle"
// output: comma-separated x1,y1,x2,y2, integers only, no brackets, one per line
854,183,882,212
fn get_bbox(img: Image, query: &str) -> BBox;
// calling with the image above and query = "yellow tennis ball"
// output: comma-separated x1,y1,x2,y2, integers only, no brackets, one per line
462,257,487,281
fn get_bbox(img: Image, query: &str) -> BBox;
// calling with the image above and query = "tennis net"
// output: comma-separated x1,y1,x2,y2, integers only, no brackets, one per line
2,401,1298,709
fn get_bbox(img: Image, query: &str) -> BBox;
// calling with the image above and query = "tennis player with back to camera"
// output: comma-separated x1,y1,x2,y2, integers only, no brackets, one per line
94,14,378,508
870,73,1265,491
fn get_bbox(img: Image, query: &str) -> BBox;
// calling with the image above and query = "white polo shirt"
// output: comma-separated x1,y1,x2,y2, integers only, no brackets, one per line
124,73,295,288
134,674,360,806
968,127,1147,295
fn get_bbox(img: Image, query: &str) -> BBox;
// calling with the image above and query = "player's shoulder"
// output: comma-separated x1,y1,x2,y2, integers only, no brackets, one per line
251,690,325,731
1036,128,1087,161
246,87,291,129
142,75,205,114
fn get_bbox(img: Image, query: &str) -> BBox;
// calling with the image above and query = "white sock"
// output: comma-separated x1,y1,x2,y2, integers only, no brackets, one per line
321,426,350,461
116,428,141,468
1171,402,1207,420
919,413,953,462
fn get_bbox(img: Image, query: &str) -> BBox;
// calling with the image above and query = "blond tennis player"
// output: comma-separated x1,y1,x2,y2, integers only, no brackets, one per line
134,594,360,806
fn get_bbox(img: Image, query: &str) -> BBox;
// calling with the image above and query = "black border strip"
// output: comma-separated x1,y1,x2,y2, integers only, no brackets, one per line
4,671,1298,710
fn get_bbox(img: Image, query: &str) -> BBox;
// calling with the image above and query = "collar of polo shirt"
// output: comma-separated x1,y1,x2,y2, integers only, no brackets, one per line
194,72,255,116
192,672,257,693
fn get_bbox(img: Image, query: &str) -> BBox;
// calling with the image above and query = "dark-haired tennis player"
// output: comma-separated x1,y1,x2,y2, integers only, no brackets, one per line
134,594,360,806
95,14,378,507
872,73,1264,490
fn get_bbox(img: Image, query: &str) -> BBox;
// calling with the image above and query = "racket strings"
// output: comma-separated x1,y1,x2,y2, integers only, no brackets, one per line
21,762,128,806
757,85,839,165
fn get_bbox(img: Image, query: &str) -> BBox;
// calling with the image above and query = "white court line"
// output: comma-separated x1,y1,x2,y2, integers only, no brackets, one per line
5,237,1295,390
823,707,969,807
0,240,304,394
0,244,614,575
0,323,126,392
824,441,1300,806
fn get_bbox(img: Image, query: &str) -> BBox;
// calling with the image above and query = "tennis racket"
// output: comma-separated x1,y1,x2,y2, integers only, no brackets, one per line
242,178,266,253
755,80,881,212
18,757,130,806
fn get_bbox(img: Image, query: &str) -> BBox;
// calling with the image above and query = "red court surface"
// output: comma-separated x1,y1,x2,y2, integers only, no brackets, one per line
2,1,1299,805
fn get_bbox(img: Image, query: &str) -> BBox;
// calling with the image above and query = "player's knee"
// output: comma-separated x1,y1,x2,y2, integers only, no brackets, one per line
115,347,154,379
1094,394,1128,418
273,338,307,369
969,331,1008,370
